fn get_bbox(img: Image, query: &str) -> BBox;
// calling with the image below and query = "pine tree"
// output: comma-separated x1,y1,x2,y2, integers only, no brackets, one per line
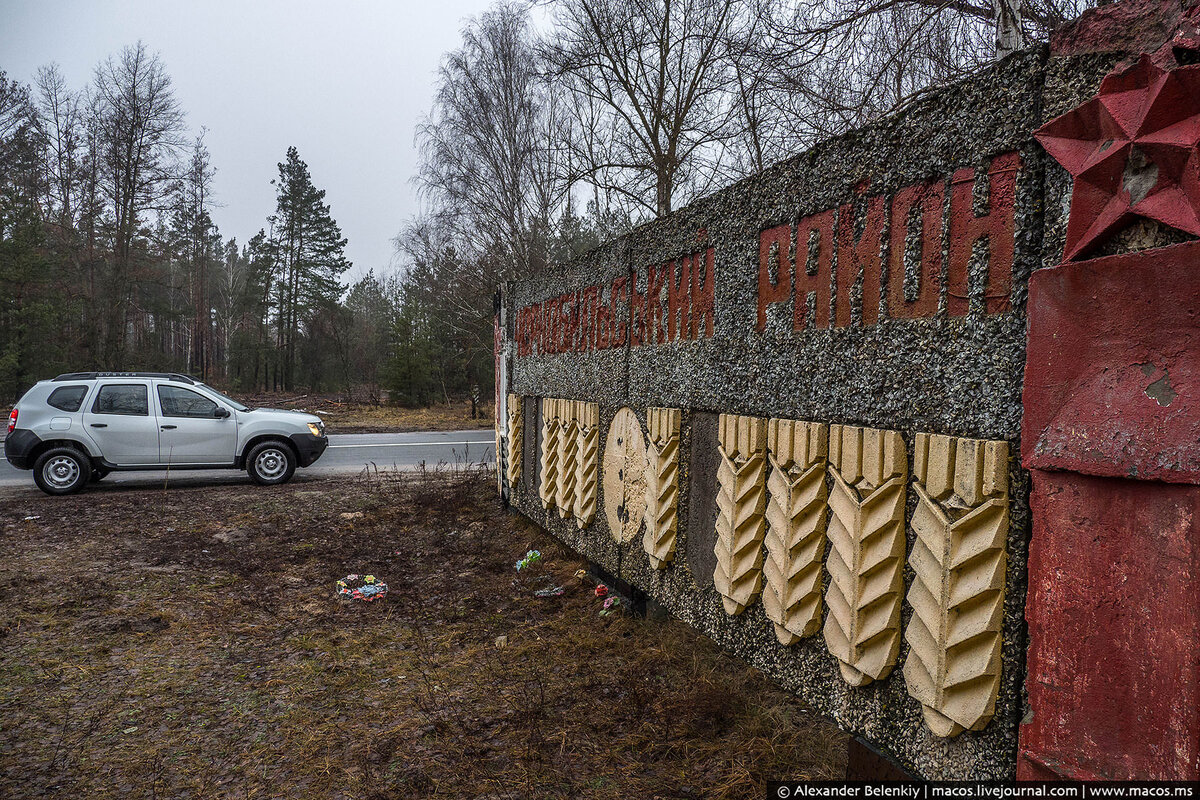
268,146,349,390
0,72,71,399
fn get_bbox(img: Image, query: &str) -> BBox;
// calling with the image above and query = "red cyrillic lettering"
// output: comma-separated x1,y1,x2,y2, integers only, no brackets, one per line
835,192,886,327
758,223,792,332
948,152,1019,316
794,211,833,331
888,181,944,320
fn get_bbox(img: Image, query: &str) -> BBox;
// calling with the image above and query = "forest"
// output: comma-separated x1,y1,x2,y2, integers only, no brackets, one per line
0,0,1091,405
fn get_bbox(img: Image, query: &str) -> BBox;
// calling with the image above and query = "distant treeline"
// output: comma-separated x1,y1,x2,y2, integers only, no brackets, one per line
2,0,1092,405
0,44,490,406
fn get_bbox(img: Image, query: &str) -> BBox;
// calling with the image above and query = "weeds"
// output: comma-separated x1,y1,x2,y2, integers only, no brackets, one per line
0,473,845,799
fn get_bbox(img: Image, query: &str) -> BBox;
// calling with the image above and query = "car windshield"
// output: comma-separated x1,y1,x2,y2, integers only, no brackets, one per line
198,384,252,412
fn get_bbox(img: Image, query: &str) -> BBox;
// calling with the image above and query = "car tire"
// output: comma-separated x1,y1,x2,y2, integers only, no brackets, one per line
33,446,92,496
246,440,296,486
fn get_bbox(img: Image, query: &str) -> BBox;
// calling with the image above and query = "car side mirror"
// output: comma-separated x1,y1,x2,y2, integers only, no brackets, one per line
214,407,231,419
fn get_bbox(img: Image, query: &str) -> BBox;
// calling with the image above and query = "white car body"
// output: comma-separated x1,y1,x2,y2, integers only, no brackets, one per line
5,372,328,492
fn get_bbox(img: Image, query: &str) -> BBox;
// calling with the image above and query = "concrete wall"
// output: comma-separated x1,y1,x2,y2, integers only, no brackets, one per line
495,1,1200,779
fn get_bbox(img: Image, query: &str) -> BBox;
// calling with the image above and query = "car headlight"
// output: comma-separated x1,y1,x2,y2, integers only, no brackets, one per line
307,422,325,437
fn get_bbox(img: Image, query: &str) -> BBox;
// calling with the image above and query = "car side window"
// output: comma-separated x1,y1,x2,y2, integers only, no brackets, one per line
92,384,149,416
158,385,218,419
47,385,88,412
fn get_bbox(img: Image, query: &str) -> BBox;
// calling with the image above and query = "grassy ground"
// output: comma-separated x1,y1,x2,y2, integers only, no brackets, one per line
0,470,845,799
236,393,494,434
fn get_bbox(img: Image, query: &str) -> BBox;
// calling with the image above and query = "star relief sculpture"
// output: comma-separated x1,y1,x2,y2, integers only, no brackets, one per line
1036,55,1200,261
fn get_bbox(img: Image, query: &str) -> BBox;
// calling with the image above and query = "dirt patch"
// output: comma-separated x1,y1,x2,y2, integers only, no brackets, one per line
0,469,845,799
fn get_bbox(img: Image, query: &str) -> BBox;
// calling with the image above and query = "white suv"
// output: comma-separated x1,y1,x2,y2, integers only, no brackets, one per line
5,372,328,495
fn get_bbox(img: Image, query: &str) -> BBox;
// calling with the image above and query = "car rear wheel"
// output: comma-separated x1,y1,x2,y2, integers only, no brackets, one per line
246,441,296,486
33,447,92,496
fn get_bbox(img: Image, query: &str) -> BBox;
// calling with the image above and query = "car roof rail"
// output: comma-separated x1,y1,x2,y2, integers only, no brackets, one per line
52,371,199,385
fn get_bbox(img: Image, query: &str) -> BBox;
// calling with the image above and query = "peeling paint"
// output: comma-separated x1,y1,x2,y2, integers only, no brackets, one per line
1146,371,1177,407
1123,146,1160,205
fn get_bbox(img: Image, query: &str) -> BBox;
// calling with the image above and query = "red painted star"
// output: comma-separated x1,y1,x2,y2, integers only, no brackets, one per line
1036,55,1200,261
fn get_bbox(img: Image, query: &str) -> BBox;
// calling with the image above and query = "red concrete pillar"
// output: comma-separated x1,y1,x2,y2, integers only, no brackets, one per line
1018,242,1200,780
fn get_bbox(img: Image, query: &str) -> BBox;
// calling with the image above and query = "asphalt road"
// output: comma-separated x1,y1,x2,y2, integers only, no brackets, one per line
0,429,495,493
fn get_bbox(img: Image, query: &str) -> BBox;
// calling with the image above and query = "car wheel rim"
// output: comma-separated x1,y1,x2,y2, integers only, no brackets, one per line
255,449,287,480
43,456,80,489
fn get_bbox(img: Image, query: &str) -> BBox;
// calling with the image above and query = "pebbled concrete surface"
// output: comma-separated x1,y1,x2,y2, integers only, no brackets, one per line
499,41,1157,779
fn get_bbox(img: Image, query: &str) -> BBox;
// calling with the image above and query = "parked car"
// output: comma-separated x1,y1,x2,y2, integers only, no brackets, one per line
5,372,328,495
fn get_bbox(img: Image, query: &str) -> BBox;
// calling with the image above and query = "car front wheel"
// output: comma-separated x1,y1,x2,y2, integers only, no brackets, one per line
246,441,296,486
33,447,92,496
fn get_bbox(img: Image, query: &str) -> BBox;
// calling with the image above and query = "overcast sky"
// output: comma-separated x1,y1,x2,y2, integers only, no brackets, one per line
1,0,502,279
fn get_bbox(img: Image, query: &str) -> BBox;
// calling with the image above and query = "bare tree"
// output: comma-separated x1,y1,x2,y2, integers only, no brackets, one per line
169,131,218,377
544,0,753,218
415,1,569,278
761,0,1094,137
994,0,1027,55
34,64,84,229
720,0,810,178
91,41,186,367
398,2,572,398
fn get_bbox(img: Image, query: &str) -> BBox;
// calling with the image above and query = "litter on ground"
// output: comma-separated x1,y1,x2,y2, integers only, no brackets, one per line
336,573,388,601
514,549,541,571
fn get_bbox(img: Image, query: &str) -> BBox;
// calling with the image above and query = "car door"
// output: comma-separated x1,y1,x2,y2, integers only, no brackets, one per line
154,382,238,465
82,382,160,465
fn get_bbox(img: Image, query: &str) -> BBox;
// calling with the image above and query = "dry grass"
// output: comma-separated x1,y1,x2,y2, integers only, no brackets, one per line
234,392,494,434
319,400,493,434
0,470,845,799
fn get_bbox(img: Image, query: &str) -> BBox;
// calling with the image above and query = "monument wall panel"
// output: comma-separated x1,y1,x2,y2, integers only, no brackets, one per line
493,47,1087,779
